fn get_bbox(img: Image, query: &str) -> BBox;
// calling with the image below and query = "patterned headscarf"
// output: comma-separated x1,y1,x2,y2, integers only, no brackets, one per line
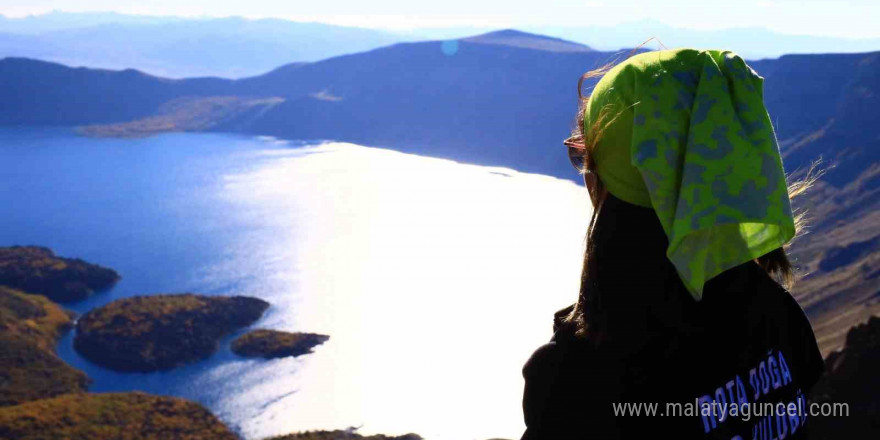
584,49,795,301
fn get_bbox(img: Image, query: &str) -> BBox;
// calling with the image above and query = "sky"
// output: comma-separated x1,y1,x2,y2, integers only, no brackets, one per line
1,0,879,39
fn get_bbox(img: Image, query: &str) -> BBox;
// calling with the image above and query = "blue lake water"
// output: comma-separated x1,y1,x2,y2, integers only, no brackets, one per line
0,127,590,440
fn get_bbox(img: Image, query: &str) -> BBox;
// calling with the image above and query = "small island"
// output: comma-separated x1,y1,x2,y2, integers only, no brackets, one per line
231,329,330,359
74,293,269,372
0,246,120,303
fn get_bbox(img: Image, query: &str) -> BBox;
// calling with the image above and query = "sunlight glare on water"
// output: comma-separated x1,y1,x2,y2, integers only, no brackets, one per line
222,142,590,440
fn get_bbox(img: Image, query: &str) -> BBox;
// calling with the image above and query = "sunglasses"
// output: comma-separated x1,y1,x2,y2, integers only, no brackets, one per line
563,135,587,172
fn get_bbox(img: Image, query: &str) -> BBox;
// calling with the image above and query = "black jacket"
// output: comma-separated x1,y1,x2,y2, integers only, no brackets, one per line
521,261,825,440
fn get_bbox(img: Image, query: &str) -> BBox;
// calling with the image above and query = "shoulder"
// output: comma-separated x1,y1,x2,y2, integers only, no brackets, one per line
522,341,562,379
706,261,825,389
752,265,826,387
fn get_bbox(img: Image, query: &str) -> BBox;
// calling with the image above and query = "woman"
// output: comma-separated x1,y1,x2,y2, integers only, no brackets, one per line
521,49,825,439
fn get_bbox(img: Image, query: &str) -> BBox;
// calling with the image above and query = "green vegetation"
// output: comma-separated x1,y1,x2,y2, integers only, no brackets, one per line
74,293,269,372
0,246,119,303
231,329,329,359
0,286,89,406
267,430,422,440
0,392,238,440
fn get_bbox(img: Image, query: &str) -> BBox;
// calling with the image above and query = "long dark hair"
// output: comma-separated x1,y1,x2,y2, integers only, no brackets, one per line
564,61,822,341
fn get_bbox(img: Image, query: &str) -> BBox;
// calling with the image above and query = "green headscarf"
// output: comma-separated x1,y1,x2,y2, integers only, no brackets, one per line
584,49,795,301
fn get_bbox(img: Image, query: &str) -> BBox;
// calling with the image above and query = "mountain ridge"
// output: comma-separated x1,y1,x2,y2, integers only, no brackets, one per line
0,14,406,78
463,29,593,52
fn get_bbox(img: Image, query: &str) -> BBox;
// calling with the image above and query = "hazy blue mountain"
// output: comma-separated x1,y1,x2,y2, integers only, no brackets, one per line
227,31,879,184
0,57,231,125
222,31,608,177
527,20,880,59
0,11,182,34
0,15,407,78
750,53,880,185
398,20,880,59
2,30,876,180
0,30,606,176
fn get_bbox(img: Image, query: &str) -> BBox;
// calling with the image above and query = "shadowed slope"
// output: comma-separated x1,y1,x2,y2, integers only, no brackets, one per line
0,287,89,406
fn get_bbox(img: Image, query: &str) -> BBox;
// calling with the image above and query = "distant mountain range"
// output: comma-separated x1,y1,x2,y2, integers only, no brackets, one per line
0,29,877,354
0,11,182,33
2,12,880,78
0,12,406,78
523,20,880,60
